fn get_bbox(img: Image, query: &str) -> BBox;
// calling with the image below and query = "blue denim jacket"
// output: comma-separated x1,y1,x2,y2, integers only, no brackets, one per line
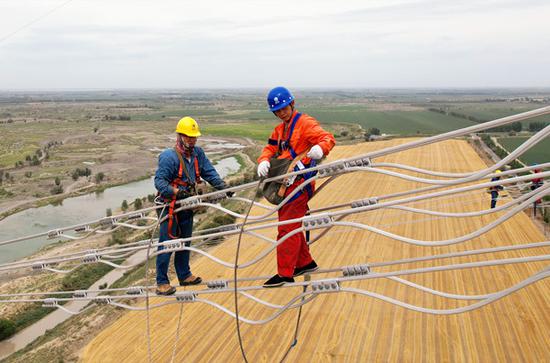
154,146,225,199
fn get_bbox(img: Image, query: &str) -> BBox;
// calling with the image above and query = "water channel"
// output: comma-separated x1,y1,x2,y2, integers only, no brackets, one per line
0,156,240,264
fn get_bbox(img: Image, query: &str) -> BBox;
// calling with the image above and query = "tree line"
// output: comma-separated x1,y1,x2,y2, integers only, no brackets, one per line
428,108,548,133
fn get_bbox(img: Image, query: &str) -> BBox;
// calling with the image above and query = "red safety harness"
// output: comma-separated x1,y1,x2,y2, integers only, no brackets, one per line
167,148,201,238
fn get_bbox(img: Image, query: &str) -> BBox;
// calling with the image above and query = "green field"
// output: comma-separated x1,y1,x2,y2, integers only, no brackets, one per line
201,121,279,141
498,136,550,165
442,103,550,126
301,107,477,134
131,108,225,121
220,106,478,135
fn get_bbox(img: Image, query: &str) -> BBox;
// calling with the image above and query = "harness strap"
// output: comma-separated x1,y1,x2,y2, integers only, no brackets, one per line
194,157,201,185
167,151,185,239
283,113,317,203
167,149,201,239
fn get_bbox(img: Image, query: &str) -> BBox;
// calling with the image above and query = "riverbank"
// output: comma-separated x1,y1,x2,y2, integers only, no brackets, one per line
0,181,259,362
0,147,248,264
0,143,255,360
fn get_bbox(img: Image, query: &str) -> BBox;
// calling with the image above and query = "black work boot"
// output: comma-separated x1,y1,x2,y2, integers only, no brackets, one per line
293,260,318,277
263,274,294,288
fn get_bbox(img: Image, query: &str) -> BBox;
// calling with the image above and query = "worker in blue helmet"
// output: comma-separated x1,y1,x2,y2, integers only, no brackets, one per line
258,87,336,288
267,86,295,113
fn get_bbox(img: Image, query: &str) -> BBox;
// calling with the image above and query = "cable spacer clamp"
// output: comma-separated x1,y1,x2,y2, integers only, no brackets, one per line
127,212,144,220
82,253,100,264
342,264,371,276
345,157,371,168
203,192,226,204
32,261,48,271
311,280,340,293
218,224,239,232
176,292,197,303
99,217,116,227
317,163,347,177
47,229,63,239
180,198,200,208
73,290,88,298
207,280,229,289
351,197,378,208
126,286,145,295
161,240,183,251
43,298,59,307
74,225,91,233
94,296,112,305
302,216,333,231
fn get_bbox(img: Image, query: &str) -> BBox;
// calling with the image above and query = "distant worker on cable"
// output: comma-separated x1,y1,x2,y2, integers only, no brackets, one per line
154,117,232,295
488,169,504,209
257,87,336,287
530,164,543,216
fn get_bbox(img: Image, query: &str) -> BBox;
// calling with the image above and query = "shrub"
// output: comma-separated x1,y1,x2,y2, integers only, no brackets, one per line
0,188,13,198
50,185,63,195
0,318,16,340
95,172,105,183
98,282,108,290
121,200,128,211
134,198,143,210
108,229,127,246
368,127,381,136
31,155,40,166
61,264,113,291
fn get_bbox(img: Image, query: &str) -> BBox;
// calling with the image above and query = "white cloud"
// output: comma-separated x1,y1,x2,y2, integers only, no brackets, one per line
0,0,549,88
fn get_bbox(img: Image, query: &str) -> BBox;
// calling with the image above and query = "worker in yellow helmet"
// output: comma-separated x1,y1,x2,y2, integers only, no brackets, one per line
154,116,232,295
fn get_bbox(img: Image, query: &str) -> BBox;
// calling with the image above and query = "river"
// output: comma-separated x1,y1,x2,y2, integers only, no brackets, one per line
0,156,240,264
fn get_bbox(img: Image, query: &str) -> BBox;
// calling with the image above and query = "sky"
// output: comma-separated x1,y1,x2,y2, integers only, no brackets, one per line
0,0,549,89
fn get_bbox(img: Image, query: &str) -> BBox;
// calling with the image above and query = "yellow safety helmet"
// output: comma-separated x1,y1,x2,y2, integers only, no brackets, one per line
496,169,502,173
175,117,201,137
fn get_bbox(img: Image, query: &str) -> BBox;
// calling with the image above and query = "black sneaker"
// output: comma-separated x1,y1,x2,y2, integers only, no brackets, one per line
263,274,294,288
293,260,318,277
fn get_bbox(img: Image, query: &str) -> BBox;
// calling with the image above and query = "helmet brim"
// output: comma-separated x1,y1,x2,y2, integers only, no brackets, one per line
269,99,294,112
178,131,201,137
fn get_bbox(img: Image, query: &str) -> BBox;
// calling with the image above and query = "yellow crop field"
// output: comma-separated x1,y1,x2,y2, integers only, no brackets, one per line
82,139,550,362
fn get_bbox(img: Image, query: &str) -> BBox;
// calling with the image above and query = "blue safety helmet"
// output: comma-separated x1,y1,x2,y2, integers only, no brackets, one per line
267,86,294,112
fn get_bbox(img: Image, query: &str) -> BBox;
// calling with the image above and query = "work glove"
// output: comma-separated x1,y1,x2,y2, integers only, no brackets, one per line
257,160,270,178
307,145,324,160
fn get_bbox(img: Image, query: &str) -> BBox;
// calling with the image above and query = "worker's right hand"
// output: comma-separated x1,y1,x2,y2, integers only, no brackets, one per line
257,160,270,178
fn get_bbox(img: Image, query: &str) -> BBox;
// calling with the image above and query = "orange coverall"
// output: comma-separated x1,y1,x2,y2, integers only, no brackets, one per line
258,110,335,277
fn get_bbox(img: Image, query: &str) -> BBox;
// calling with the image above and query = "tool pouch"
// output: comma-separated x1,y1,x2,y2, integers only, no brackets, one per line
262,157,292,205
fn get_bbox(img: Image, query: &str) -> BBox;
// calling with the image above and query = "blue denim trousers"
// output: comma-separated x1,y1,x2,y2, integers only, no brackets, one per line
490,191,499,209
156,208,194,285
